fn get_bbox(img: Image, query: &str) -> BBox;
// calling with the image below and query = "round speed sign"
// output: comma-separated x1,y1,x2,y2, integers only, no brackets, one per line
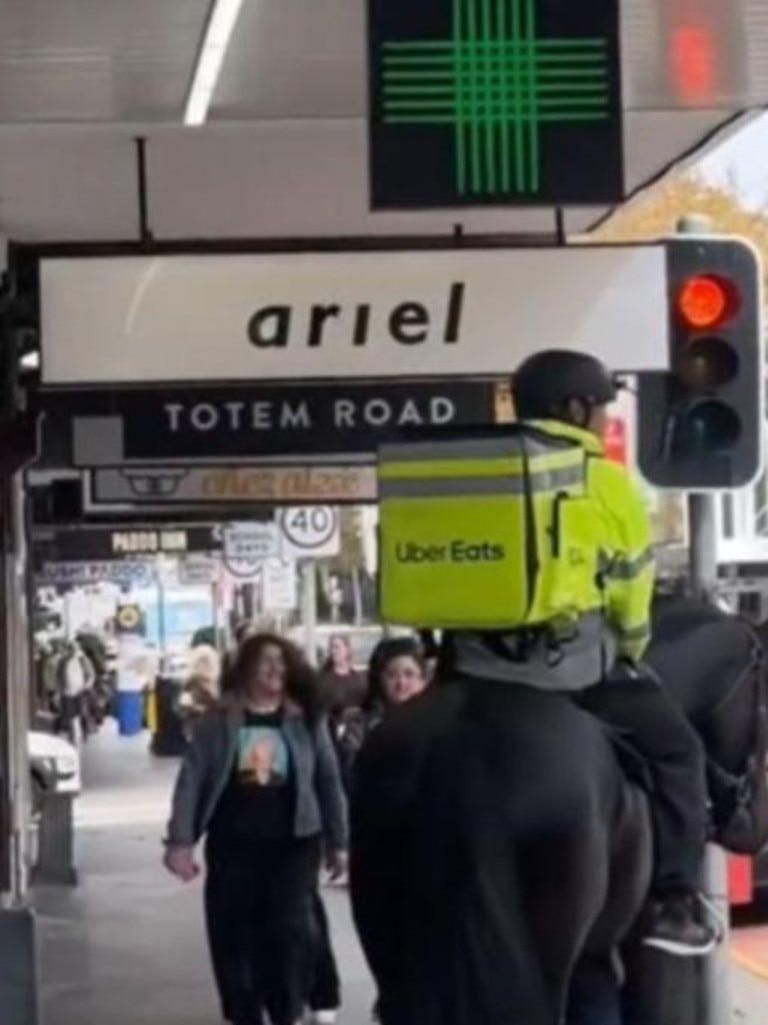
278,506,339,552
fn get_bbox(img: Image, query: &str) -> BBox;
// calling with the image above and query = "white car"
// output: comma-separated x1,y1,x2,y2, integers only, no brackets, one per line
28,731,82,812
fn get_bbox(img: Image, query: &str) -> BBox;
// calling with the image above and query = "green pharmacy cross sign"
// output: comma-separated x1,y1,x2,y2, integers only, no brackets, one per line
368,0,624,209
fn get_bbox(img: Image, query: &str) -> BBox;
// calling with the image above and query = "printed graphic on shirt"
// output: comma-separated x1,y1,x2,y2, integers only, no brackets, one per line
236,726,289,787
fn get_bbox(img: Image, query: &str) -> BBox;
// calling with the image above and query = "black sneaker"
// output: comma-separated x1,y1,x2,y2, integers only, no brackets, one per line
642,895,719,957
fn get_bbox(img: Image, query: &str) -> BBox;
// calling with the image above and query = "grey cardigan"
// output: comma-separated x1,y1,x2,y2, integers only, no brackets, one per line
166,706,348,850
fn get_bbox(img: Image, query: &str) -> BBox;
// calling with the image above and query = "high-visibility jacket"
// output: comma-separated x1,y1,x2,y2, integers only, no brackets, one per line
531,419,654,662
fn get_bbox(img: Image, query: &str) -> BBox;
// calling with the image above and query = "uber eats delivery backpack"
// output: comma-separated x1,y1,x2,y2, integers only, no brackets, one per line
378,423,600,630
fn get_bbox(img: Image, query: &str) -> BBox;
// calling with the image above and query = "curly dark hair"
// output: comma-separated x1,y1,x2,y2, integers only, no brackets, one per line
225,632,322,724
365,636,429,713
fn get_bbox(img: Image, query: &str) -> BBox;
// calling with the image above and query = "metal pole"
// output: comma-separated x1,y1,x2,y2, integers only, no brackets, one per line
301,561,318,667
688,493,732,1025
680,208,733,1025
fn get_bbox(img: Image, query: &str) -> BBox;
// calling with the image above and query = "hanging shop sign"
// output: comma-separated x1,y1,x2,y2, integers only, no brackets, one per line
32,525,222,565
88,464,378,507
71,380,500,466
40,247,667,386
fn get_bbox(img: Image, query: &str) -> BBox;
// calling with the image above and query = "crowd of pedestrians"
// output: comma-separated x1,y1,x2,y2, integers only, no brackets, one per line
164,624,430,1025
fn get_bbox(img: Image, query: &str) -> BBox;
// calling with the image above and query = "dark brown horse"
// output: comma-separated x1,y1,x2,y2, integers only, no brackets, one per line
350,596,767,1025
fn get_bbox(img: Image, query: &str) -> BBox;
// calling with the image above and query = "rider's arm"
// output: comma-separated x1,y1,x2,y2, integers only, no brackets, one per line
597,461,655,663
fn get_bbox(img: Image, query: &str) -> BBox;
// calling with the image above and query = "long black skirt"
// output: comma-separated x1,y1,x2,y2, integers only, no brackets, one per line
204,834,321,1025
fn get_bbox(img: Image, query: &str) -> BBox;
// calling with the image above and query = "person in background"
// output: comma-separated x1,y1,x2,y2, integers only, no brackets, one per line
225,623,346,1025
57,639,96,745
357,636,430,1024
164,633,348,1025
177,644,222,741
365,637,431,725
220,620,257,692
320,635,368,792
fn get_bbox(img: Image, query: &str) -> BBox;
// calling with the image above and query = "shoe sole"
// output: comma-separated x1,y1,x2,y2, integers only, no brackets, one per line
642,936,718,958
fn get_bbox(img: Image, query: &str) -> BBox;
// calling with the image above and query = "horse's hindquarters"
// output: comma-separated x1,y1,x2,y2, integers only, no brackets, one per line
352,683,650,1025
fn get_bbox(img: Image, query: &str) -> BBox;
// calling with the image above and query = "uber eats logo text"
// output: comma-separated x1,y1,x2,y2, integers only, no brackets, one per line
395,540,505,564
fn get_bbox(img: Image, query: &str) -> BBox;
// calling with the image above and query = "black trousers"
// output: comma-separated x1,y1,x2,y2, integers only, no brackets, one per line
578,662,708,896
308,891,342,1012
205,835,321,1025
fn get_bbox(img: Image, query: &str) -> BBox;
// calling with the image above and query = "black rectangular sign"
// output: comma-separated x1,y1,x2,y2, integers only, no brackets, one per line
32,525,223,565
368,0,624,208
113,380,498,461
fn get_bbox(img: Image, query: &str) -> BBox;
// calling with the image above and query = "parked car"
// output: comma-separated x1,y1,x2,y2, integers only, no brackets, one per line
28,730,82,815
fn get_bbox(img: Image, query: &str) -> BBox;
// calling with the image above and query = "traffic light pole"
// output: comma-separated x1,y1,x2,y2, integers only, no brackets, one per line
679,211,733,1025
688,492,732,1025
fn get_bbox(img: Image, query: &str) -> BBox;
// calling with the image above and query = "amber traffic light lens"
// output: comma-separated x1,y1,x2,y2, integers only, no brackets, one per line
679,337,739,390
676,275,735,329
672,399,741,455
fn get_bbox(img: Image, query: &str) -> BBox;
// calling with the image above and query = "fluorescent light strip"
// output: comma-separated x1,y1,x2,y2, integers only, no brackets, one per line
184,0,246,126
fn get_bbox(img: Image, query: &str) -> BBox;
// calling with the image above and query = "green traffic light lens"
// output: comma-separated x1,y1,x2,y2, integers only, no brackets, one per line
673,399,741,455
679,338,739,390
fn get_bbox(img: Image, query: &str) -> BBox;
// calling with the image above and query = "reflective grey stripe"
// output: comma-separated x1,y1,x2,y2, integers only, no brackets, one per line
379,463,585,499
380,434,557,462
602,547,655,581
616,623,651,642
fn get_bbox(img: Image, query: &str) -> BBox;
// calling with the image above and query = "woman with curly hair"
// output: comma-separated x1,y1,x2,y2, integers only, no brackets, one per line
163,633,348,1025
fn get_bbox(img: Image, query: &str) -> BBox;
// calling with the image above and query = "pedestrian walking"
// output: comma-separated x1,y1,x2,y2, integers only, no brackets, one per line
164,632,348,1025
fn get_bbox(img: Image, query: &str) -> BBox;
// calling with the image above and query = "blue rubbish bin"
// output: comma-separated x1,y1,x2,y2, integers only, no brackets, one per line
116,690,144,737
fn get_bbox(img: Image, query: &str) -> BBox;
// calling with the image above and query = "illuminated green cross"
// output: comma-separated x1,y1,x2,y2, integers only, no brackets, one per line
380,0,612,196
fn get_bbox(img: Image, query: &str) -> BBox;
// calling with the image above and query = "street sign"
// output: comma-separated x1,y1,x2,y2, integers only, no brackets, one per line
41,248,666,386
278,507,341,560
262,558,298,611
222,521,279,578
37,561,154,587
69,379,499,466
367,0,623,209
177,554,222,587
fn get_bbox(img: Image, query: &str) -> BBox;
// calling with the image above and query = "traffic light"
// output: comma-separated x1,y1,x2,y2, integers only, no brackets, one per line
636,236,764,490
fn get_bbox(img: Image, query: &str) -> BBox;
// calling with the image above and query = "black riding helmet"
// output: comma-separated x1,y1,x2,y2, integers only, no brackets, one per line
513,349,617,420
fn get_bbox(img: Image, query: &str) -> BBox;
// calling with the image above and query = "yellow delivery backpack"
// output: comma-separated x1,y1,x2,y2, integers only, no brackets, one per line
378,425,599,630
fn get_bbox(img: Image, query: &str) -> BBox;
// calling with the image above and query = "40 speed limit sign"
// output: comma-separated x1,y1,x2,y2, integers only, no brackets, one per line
278,506,340,559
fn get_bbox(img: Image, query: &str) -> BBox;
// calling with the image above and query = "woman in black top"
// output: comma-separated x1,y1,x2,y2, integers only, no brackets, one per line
319,635,369,793
365,636,430,724
164,633,348,1025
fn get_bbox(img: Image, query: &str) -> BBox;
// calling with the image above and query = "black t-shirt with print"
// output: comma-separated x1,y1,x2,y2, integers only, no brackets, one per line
208,710,295,846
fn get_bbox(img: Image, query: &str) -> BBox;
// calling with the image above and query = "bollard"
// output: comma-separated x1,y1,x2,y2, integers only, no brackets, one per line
149,676,188,757
30,792,77,888
0,907,39,1025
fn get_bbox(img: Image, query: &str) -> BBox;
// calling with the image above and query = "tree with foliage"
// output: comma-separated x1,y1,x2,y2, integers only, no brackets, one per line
585,173,768,291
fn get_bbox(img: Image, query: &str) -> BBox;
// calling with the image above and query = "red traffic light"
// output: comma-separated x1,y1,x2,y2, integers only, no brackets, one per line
676,274,736,329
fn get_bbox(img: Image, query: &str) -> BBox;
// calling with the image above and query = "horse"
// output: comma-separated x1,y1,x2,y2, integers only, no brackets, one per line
349,594,767,1025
